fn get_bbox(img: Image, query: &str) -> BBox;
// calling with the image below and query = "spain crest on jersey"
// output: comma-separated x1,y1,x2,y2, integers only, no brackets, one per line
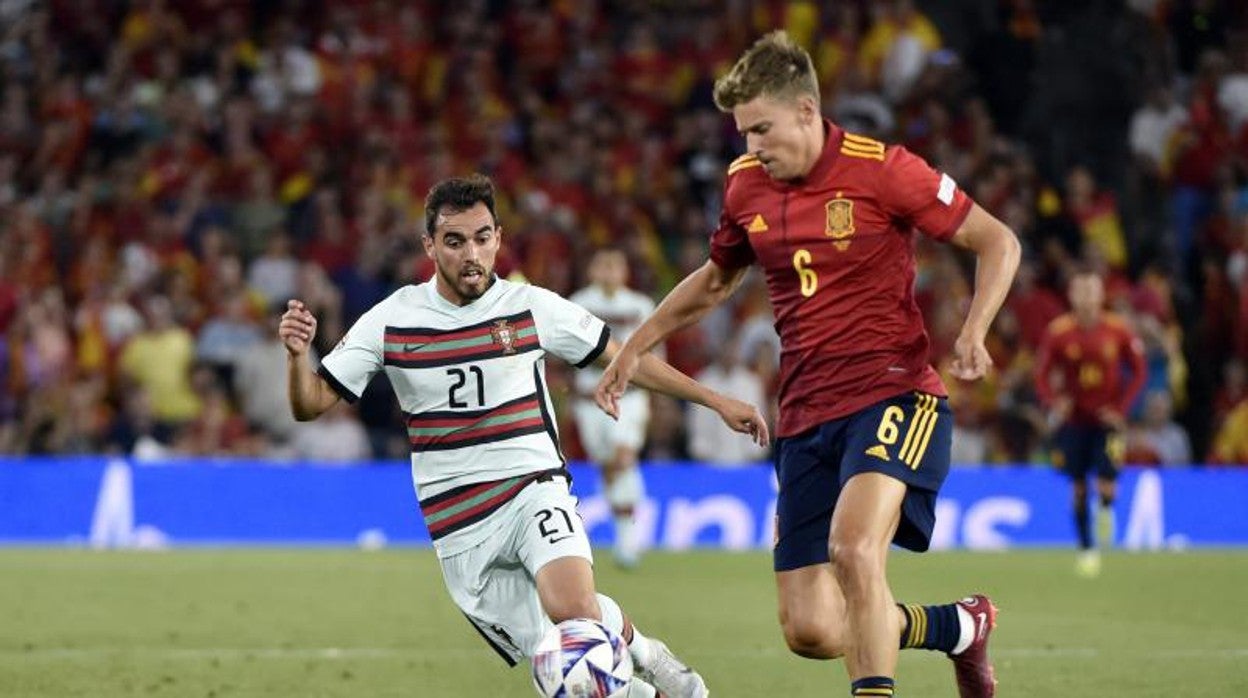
491,319,517,354
825,195,855,251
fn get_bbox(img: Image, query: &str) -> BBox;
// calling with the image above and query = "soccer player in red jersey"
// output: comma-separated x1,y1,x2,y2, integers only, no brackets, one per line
1035,269,1146,577
595,32,1020,698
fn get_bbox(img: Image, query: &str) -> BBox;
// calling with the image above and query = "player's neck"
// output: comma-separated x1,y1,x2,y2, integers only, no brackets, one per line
795,121,827,179
599,283,621,298
1074,310,1100,328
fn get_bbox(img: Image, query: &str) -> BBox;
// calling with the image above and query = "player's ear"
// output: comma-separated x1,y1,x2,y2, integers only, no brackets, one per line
421,230,435,257
797,95,818,125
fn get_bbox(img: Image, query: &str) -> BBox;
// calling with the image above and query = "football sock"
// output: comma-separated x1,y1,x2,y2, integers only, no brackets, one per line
597,593,653,666
1097,501,1115,548
851,676,895,696
1075,500,1092,549
606,468,644,561
898,603,964,653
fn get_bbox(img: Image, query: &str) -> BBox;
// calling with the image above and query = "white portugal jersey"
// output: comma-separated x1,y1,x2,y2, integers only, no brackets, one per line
318,278,609,556
567,285,654,396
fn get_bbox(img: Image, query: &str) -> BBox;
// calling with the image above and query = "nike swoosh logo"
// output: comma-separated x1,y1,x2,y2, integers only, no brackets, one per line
403,343,425,353
976,612,988,640
548,535,575,544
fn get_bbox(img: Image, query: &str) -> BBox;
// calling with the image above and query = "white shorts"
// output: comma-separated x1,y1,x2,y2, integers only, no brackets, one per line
440,476,593,666
573,392,649,464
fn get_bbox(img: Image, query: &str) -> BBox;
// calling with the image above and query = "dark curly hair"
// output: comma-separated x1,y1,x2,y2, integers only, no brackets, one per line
423,174,498,237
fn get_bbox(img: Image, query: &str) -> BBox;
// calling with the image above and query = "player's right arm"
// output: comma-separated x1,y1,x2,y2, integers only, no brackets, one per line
280,299,340,421
594,260,748,414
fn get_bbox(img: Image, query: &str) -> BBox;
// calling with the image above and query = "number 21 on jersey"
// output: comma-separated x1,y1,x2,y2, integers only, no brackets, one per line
793,249,818,297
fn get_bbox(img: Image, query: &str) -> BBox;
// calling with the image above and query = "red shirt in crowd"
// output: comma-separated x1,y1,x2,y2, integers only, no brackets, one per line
710,121,973,437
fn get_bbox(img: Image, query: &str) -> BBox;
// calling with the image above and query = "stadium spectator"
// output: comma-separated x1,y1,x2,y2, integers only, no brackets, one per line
117,295,200,428
688,339,770,466
1125,390,1193,465
0,1,1245,465
289,401,370,463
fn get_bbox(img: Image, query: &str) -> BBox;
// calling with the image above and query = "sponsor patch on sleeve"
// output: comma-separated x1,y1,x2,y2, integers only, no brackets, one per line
937,173,956,206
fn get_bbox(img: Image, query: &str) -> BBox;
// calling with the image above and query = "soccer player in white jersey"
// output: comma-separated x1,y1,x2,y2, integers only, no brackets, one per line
279,174,769,698
569,248,655,568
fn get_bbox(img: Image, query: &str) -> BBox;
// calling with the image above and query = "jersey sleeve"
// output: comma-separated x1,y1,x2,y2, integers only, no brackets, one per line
529,287,611,368
1117,326,1148,414
877,145,973,241
317,304,386,403
709,191,756,270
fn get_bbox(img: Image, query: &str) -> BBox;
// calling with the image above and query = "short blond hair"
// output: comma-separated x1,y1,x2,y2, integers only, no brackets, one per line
712,31,820,112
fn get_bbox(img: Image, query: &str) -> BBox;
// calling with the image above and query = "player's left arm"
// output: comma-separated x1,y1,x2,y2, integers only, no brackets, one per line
947,204,1022,380
879,146,1021,381
1116,327,1149,416
595,338,769,446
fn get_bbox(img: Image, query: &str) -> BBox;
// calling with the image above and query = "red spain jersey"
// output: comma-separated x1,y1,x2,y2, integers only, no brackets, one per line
710,121,973,437
1034,312,1147,425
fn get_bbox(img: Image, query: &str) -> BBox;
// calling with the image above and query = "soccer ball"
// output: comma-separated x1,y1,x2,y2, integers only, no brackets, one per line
531,618,633,698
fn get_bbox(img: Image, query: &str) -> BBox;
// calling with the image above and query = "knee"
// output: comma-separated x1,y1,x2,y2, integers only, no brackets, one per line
544,592,601,625
779,613,842,659
828,539,884,591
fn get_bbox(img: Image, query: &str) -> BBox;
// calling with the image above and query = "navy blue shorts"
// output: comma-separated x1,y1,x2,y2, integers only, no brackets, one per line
1051,423,1122,481
773,391,952,571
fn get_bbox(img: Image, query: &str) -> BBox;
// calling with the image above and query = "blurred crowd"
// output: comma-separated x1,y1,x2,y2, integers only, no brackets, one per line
2,0,1247,466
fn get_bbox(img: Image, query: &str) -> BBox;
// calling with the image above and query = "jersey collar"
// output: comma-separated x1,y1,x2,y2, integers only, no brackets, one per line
805,118,841,185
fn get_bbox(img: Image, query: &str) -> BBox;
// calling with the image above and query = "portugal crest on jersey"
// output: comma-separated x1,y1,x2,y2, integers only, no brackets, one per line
825,195,855,251
491,319,517,354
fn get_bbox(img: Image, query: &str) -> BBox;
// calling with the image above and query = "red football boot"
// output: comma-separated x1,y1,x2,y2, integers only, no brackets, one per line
949,594,997,698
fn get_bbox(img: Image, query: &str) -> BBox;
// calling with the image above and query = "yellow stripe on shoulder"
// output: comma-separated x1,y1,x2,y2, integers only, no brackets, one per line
1048,313,1077,334
843,132,885,151
728,155,763,175
729,153,758,167
1103,312,1130,329
840,145,885,161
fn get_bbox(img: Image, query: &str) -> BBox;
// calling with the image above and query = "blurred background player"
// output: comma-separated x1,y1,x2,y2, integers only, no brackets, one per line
1036,268,1147,577
570,248,655,568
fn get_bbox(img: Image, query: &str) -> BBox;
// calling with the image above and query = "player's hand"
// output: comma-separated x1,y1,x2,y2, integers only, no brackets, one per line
949,333,992,381
711,396,771,446
1049,397,1073,429
1097,407,1126,432
279,299,317,357
595,350,641,420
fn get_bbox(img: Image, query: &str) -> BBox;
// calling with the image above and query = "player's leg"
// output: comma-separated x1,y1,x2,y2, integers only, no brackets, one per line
773,418,911,697
1094,429,1123,550
604,392,648,567
829,472,907,692
839,391,995,698
523,478,706,698
575,397,646,568
1059,424,1099,574
603,443,644,567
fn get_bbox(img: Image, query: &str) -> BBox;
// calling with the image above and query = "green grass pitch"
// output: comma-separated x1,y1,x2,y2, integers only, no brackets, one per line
1,549,1245,697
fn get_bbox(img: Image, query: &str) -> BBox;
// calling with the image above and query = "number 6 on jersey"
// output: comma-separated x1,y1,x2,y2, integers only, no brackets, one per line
793,248,818,297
